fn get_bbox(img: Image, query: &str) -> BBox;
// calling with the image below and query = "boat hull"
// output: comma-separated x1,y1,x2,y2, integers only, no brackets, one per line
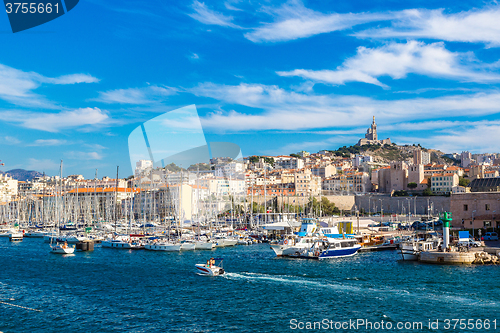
9,233,23,242
195,264,224,276
145,243,181,251
318,245,361,259
102,240,143,249
180,243,196,251
195,241,214,250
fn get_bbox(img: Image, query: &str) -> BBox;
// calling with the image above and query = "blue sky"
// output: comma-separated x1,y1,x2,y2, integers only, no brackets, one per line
1,0,500,178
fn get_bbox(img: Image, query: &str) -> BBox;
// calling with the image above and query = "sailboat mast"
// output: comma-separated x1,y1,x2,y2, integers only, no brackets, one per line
114,166,119,233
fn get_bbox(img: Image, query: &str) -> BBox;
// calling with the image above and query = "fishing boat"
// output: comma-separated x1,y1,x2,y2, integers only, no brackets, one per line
400,232,442,261
195,258,225,276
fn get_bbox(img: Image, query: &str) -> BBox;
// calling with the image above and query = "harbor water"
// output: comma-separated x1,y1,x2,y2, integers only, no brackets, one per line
1,238,499,332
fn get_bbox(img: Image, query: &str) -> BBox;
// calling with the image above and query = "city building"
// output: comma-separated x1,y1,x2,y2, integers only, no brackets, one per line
461,151,472,168
450,192,500,229
413,149,430,165
0,174,18,203
430,173,459,194
135,160,153,177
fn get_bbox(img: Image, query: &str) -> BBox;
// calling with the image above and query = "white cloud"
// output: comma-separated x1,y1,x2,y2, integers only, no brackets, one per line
65,151,103,160
394,120,500,153
277,41,500,88
0,107,109,132
244,0,392,43
0,64,98,107
0,136,21,145
188,1,240,28
355,7,500,46
43,74,99,85
191,82,500,131
190,53,200,60
95,85,177,104
30,139,68,146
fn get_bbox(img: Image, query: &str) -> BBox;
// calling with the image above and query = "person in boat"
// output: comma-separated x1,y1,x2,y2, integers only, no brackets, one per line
206,259,211,268
63,242,68,249
210,258,215,267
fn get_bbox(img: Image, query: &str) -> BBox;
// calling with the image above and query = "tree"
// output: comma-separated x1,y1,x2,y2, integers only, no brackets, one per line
248,156,259,163
264,157,275,166
423,188,433,196
290,153,300,158
407,182,418,190
459,177,470,187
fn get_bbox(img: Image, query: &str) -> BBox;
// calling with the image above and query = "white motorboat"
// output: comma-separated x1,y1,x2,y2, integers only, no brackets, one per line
195,258,225,276
270,236,317,257
50,243,75,254
144,241,181,251
400,240,435,261
9,232,24,242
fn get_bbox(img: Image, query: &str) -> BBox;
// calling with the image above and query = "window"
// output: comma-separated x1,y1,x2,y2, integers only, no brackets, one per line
464,204,468,211
486,204,490,211
484,221,491,227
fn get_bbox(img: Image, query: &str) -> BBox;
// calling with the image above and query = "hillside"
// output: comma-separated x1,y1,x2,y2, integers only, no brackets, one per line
330,144,459,165
0,169,43,181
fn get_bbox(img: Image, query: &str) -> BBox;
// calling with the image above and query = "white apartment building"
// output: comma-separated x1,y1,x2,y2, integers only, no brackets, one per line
0,174,18,203
135,160,153,177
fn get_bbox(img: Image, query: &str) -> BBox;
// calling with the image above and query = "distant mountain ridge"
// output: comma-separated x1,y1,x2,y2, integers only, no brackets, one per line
0,169,43,181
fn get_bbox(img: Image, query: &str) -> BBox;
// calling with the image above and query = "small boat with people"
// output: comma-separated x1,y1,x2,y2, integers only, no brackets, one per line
195,257,225,276
51,241,75,254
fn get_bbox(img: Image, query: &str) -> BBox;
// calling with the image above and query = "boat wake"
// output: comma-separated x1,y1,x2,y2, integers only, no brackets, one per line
222,272,500,308
222,272,362,292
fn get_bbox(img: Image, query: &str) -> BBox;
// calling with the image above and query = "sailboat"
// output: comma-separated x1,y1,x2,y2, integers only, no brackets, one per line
50,160,75,254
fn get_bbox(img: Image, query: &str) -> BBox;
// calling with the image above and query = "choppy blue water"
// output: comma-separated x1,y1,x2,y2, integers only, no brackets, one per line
1,238,499,332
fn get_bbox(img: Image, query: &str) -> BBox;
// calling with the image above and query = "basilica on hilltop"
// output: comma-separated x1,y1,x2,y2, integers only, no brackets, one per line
357,116,391,146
